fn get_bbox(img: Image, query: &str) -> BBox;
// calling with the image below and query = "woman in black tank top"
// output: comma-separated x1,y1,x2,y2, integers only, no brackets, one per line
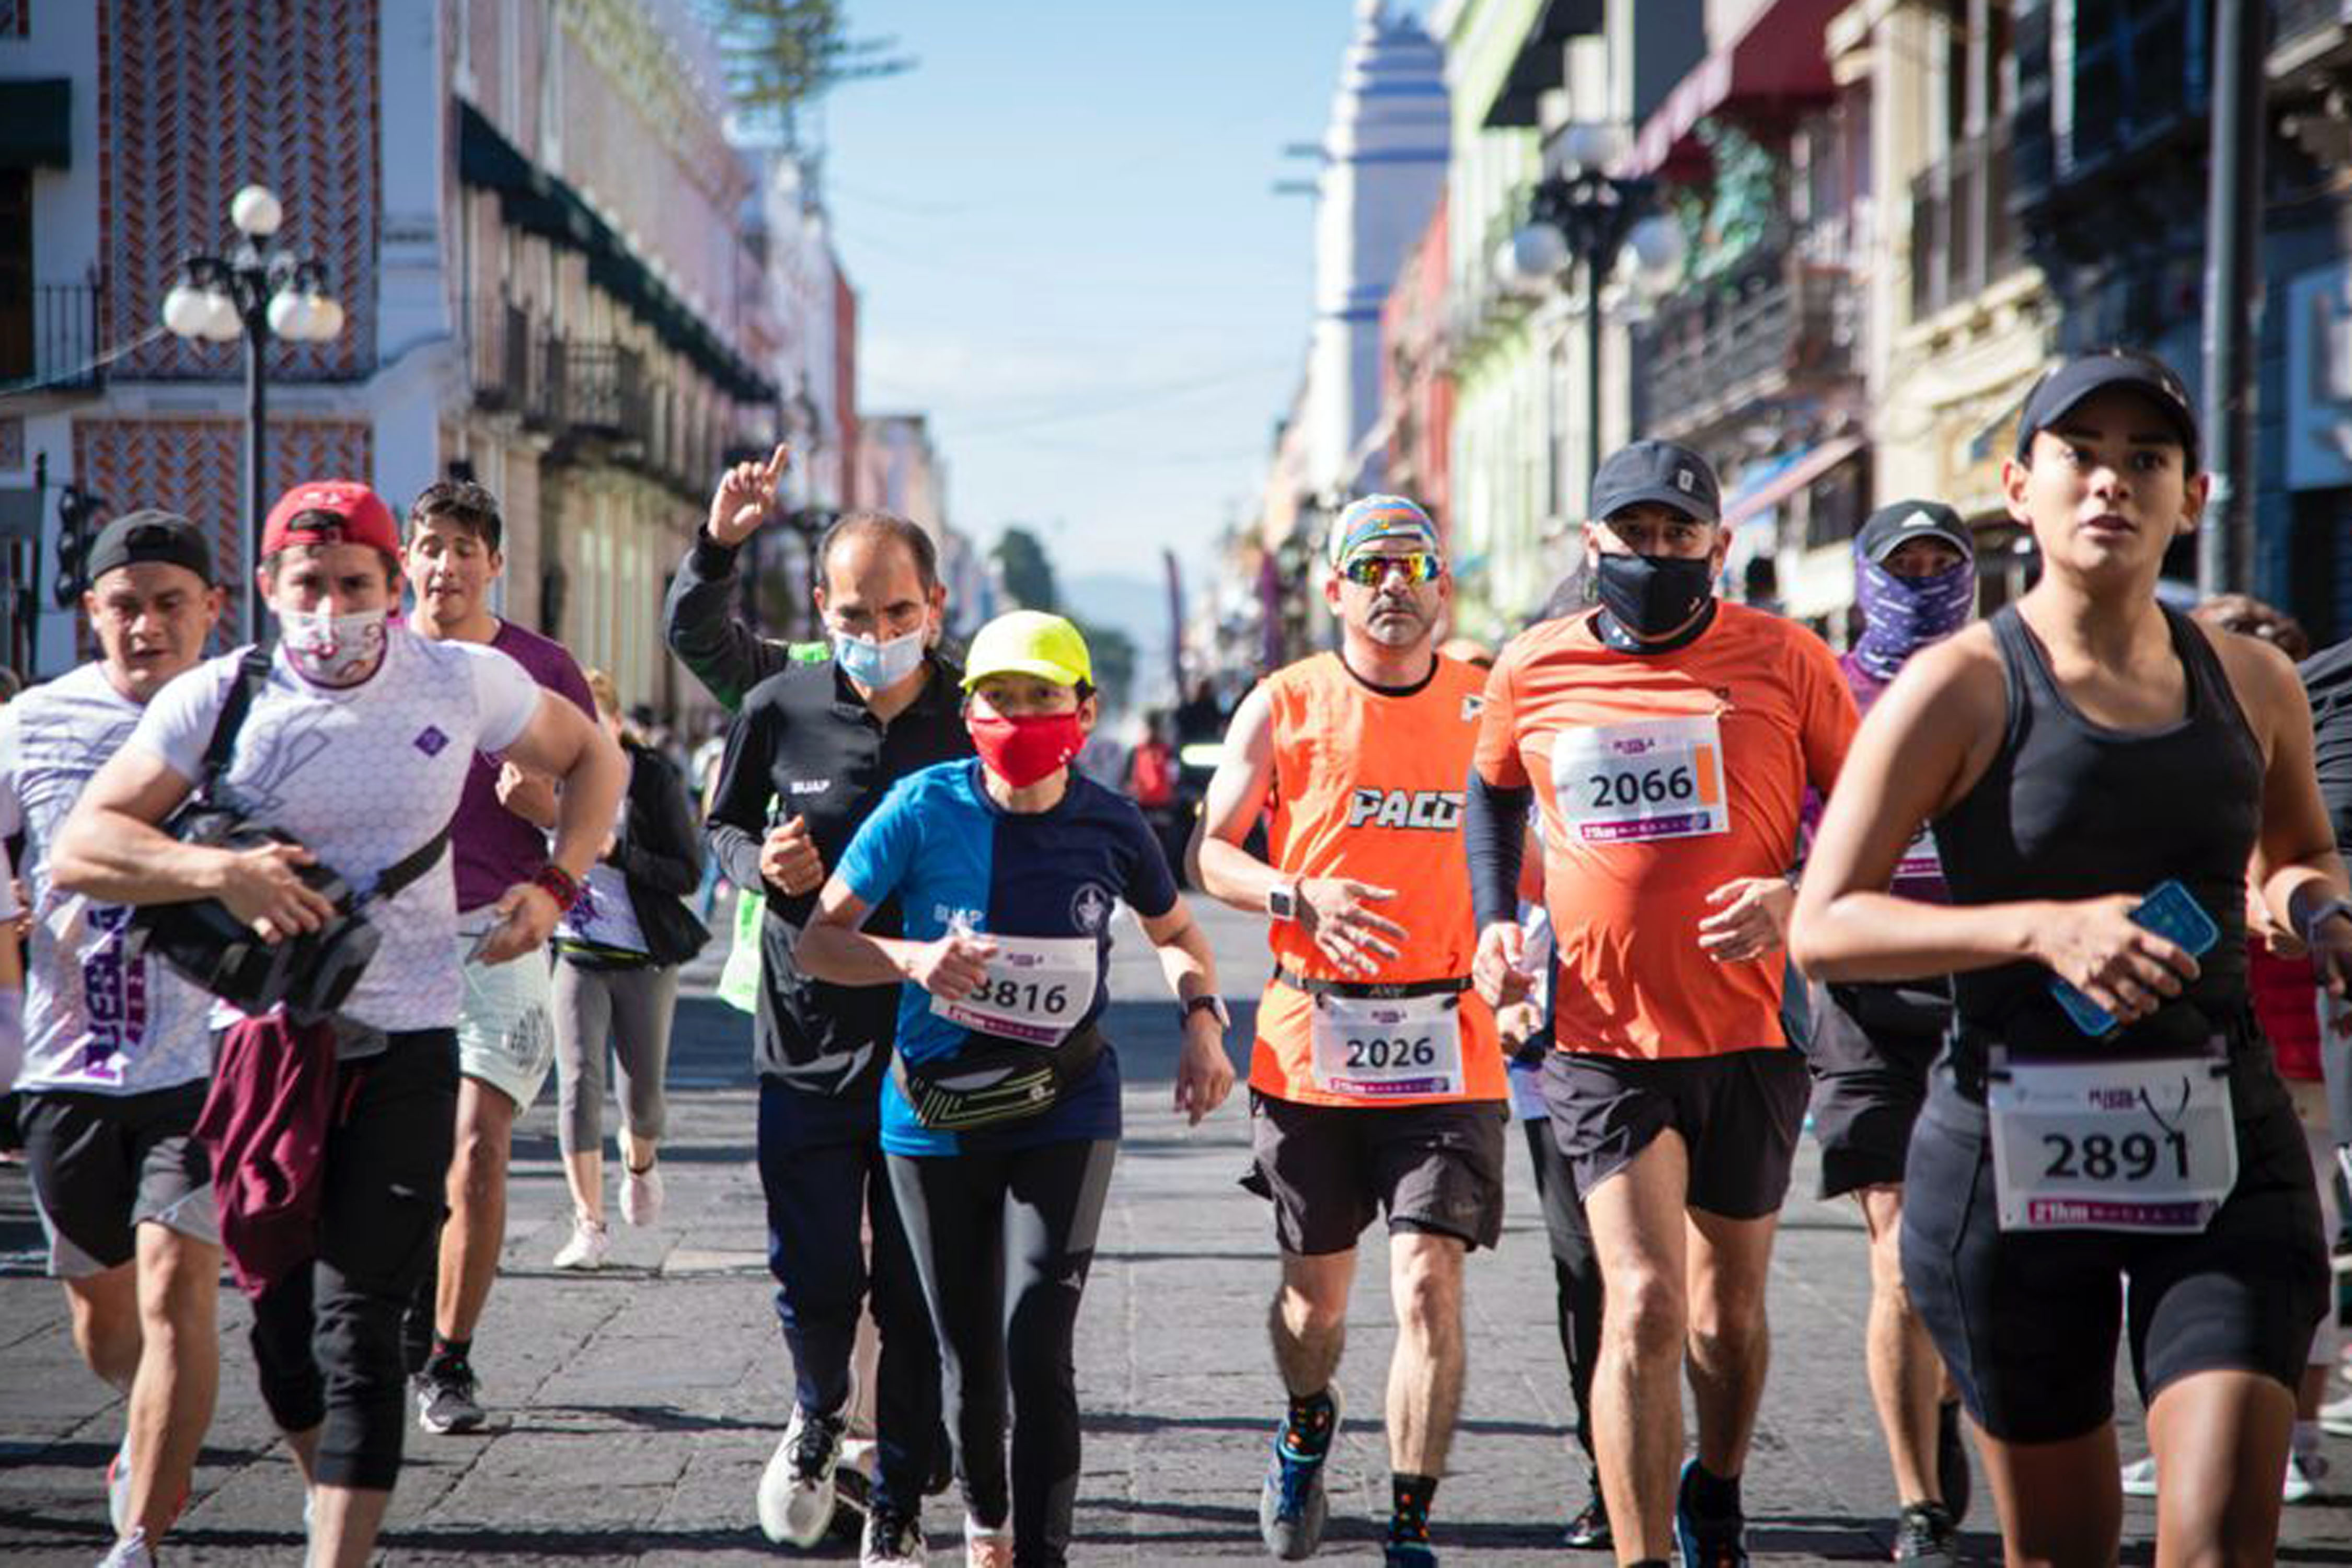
1791,350,2352,1566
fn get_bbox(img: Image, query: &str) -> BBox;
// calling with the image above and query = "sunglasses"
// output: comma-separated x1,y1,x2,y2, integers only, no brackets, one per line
1338,552,1442,587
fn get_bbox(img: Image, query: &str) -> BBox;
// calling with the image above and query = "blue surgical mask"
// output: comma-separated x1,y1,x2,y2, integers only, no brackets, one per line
833,625,926,689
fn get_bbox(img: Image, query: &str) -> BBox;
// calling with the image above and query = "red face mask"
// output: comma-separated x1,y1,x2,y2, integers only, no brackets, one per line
967,708,1085,789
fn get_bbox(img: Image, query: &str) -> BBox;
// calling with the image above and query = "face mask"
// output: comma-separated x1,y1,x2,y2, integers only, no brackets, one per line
279,604,388,686
1852,555,1976,681
967,709,1086,790
1594,552,1716,639
833,625,926,689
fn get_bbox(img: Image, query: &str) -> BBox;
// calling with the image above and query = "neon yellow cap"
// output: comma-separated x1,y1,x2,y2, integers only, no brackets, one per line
961,609,1093,689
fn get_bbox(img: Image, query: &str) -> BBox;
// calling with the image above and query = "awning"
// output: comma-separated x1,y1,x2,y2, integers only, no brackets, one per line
1482,0,1607,129
1620,0,1846,180
0,79,71,169
1722,433,1866,528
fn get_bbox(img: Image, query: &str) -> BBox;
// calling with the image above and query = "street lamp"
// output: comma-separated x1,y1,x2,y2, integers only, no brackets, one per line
1496,125,1687,495
160,183,346,641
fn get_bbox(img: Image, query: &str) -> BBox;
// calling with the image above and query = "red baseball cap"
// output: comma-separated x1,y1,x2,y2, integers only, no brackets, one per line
261,480,400,559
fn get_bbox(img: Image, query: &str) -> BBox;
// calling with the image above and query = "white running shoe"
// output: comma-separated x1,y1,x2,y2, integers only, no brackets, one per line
552,1215,610,1271
2285,1448,2330,1504
2322,1389,2352,1437
95,1526,154,1567
106,1437,132,1535
964,1513,1014,1567
622,1162,664,1227
757,1404,846,1546
2119,1456,2159,1497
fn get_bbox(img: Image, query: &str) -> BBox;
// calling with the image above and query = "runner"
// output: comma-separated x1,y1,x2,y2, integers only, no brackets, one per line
1465,440,1858,1566
696,465,963,1564
1803,500,1979,1560
396,478,599,1436
52,479,625,1567
798,608,1236,1568
0,511,226,1568
548,671,709,1268
1790,349,2342,1565
1191,494,1506,1567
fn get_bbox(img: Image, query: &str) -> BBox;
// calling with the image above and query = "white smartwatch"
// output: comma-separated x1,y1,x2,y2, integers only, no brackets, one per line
1266,881,1302,924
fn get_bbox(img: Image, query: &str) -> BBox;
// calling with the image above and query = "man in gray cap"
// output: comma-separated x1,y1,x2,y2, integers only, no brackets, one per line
0,510,227,1567
1462,441,1860,1566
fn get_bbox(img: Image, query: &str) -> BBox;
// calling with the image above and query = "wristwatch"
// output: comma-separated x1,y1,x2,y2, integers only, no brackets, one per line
2301,896,2352,946
1266,881,1301,924
1183,993,1232,1031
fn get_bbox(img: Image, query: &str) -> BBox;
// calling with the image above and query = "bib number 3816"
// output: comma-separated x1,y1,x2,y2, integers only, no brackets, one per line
1550,715,1730,844
1308,994,1463,1100
931,935,1100,1046
1987,1051,2236,1233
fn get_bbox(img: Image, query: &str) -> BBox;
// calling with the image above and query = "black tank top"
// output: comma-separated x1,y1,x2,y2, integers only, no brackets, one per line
1936,604,2262,1059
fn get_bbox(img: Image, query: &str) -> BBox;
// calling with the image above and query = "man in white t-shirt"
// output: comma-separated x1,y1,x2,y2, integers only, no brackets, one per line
0,510,227,1568
53,481,627,1568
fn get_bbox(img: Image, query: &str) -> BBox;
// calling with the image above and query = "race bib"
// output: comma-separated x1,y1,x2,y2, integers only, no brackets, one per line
1309,993,1464,1100
1987,1050,2236,1233
1893,823,1941,885
1550,715,1729,844
931,934,1100,1046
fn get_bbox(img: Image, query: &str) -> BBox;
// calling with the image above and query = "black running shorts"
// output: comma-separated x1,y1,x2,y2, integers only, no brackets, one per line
1807,981,1945,1200
1240,1091,1507,1256
20,1081,216,1277
1539,1047,1808,1219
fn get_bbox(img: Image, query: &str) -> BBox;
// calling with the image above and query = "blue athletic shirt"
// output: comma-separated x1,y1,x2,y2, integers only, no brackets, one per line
837,758,1180,1156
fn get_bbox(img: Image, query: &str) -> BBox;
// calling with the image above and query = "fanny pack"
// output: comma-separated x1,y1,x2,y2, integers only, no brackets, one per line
891,1023,1106,1133
132,646,448,1024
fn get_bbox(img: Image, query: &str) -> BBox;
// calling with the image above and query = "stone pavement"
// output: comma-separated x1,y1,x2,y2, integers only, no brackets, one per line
5,898,2352,1564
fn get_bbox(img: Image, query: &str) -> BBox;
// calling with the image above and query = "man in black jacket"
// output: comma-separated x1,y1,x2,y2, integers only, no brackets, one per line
675,449,968,1565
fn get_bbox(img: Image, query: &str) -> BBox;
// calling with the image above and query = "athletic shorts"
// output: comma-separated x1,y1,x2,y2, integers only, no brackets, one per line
20,1082,218,1277
454,912,557,1111
1540,1048,1808,1220
1901,1063,2328,1444
1240,1091,1508,1256
1807,981,1946,1200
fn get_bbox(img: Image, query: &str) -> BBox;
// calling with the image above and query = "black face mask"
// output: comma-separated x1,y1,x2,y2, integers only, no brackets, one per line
1595,552,1716,641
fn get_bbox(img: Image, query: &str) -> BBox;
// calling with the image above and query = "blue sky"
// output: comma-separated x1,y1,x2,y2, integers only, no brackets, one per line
820,2,1375,585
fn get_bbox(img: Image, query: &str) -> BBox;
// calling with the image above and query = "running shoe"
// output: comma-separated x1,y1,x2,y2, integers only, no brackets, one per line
2285,1448,2329,1504
1561,1474,1611,1550
1935,1398,1971,1528
1259,1386,1342,1560
1382,1541,1438,1566
860,1505,927,1567
552,1215,610,1270
415,1361,488,1435
95,1527,154,1567
1673,1458,1749,1567
106,1437,132,1535
2118,1456,2159,1497
757,1404,846,1546
1892,1500,1957,1563
964,1512,1014,1567
622,1161,664,1227
2321,1388,2352,1437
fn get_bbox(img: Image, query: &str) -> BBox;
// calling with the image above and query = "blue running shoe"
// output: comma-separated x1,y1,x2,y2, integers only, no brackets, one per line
1674,1458,1749,1567
1259,1387,1342,1560
1383,1540,1439,1566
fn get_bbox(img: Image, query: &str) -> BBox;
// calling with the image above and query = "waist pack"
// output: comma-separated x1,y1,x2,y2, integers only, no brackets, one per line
131,647,447,1024
891,1024,1106,1133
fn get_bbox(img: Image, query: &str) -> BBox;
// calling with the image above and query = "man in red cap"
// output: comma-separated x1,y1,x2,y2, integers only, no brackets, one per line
55,479,627,1567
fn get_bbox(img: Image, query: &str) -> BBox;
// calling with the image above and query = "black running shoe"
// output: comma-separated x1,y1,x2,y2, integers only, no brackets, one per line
414,1362,487,1435
1893,1500,1957,1563
1673,1459,1748,1567
1562,1475,1612,1551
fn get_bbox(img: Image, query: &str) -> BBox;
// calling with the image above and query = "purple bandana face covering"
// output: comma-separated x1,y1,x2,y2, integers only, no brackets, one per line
1852,553,1975,681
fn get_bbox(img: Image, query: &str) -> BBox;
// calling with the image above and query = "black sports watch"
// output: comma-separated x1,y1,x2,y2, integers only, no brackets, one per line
1183,994,1232,1031
1266,881,1302,923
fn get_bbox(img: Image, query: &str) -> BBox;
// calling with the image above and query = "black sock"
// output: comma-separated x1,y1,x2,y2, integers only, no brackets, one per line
428,1333,472,1375
1282,1389,1336,1455
1389,1472,1437,1542
1682,1459,1741,1518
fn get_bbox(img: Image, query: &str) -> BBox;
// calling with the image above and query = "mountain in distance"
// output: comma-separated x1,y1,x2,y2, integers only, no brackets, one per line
1063,571,1177,713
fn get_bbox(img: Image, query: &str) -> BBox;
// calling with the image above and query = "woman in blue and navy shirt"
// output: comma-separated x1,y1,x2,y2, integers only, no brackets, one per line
800,610,1236,1567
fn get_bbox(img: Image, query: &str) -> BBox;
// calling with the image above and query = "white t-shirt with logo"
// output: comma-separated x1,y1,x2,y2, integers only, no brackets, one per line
0,662,217,1094
129,631,543,1033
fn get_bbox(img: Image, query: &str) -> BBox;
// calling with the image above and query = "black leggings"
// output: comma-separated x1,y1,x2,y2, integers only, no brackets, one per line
1522,1115,1603,1466
249,1032,457,1491
888,1138,1116,1568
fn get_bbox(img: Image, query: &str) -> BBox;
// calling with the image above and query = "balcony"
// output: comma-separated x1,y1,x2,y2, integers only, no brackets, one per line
0,278,105,398
1910,124,2024,324
558,343,649,445
1637,245,1858,446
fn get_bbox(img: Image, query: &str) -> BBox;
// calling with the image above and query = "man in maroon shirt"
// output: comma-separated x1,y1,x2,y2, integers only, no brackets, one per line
397,479,599,1435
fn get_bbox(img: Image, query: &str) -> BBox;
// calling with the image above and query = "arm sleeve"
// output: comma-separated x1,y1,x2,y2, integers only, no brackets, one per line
615,752,704,898
663,532,790,713
704,704,774,893
837,778,921,913
1466,767,1534,932
1121,802,1180,921
125,659,234,783
465,645,544,755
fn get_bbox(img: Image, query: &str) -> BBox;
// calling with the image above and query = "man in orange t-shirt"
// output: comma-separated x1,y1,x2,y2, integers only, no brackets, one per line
1465,440,1857,1566
1193,494,1504,1567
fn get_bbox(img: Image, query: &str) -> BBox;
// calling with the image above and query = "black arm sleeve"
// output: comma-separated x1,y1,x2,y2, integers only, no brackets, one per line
705,704,774,894
1465,766,1532,932
616,752,704,898
663,529,790,713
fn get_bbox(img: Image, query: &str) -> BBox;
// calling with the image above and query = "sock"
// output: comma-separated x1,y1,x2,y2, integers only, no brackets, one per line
1281,1389,1336,1457
1389,1472,1437,1542
427,1333,472,1376
1682,1459,1742,1519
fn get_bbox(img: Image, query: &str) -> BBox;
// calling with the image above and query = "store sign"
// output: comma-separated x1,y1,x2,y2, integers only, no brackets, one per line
2286,263,2352,492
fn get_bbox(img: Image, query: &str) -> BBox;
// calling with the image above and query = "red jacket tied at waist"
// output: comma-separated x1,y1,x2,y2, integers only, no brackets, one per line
193,1012,341,1299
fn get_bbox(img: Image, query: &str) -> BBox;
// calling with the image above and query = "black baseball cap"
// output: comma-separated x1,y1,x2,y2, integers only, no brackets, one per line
86,510,217,586
1589,439,1721,525
1857,500,1973,564
2014,349,2200,470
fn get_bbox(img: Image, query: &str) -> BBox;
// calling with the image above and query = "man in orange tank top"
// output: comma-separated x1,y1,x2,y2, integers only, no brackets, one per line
1192,495,1505,1568
1466,441,1858,1567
